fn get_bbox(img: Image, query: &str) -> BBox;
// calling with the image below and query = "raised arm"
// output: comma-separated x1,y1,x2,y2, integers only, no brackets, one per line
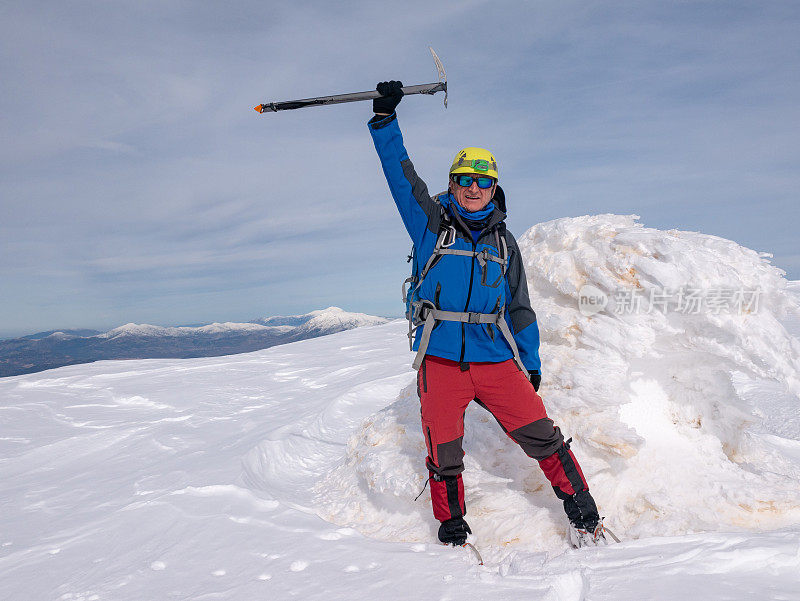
367,81,440,248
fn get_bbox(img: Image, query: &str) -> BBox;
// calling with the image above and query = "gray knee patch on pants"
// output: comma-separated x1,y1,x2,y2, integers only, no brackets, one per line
426,436,465,478
510,419,564,460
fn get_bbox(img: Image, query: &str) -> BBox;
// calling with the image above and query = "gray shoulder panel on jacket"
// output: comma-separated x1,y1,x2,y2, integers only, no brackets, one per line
401,158,440,234
504,229,537,332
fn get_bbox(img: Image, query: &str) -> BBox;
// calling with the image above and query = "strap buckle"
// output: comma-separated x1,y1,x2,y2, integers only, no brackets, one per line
467,312,481,324
442,225,457,248
402,275,417,302
416,300,436,323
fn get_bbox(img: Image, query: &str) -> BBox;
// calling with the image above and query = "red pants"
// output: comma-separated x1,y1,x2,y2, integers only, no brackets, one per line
418,356,590,522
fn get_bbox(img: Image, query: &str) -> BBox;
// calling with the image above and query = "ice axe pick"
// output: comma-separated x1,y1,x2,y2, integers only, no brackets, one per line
254,47,447,114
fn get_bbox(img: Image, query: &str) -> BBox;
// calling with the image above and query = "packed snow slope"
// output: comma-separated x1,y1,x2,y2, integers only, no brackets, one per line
2,215,799,600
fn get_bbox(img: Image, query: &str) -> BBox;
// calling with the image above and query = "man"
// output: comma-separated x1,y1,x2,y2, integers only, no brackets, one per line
368,81,605,548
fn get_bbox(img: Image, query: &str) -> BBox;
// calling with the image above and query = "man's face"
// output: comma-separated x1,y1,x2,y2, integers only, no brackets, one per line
449,173,496,213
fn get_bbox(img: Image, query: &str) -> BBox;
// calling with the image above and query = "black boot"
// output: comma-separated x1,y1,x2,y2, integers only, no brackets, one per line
563,489,600,530
438,516,472,546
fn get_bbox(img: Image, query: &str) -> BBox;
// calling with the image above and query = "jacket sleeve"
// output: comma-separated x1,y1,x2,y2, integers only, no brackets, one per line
503,231,542,373
368,113,439,248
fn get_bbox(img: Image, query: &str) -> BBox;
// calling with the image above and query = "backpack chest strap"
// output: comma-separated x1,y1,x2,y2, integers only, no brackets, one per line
437,248,505,266
421,243,508,289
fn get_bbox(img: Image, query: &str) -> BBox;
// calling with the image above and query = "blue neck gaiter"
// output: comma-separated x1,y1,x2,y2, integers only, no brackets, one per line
442,193,495,223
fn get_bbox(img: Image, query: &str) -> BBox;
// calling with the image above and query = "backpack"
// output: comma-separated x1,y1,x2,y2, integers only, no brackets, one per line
402,192,525,372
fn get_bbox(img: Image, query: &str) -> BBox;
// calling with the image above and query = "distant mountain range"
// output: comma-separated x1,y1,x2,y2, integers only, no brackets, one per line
0,307,390,378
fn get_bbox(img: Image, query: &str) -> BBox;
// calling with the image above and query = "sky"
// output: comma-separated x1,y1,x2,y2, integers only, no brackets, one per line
1,1,799,339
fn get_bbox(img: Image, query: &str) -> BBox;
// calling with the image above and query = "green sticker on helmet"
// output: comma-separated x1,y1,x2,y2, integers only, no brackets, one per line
472,159,489,171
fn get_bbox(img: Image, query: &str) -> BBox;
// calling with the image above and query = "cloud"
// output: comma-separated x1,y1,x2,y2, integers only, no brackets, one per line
1,1,798,337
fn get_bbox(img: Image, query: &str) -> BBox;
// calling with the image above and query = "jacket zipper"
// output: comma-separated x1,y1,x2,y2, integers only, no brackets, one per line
459,238,477,364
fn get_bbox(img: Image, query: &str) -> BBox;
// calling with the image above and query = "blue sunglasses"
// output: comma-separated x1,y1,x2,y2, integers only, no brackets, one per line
453,174,495,189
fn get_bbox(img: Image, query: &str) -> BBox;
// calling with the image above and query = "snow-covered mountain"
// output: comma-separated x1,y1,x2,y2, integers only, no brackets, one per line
250,307,388,333
0,307,389,377
16,328,103,340
97,321,294,340
1,216,798,600
291,308,389,336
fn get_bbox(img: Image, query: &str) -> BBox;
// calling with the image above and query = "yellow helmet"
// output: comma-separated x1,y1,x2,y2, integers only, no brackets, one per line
449,147,498,180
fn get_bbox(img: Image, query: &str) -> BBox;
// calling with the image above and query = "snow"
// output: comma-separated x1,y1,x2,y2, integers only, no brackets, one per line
192,322,289,335
1,215,799,600
96,308,387,339
293,306,390,334
251,306,390,330
99,321,282,338
44,331,72,339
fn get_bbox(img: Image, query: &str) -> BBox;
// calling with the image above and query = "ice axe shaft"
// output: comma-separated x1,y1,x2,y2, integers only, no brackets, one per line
254,47,447,114
254,82,445,113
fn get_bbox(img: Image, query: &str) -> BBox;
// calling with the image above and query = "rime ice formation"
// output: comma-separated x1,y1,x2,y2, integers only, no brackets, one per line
314,215,800,560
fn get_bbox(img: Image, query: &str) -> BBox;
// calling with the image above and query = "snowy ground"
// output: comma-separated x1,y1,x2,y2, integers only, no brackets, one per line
2,215,799,600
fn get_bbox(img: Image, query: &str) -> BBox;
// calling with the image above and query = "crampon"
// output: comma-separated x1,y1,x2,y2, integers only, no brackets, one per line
568,517,621,549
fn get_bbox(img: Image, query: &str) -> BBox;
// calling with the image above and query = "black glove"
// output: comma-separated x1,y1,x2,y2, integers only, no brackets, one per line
373,80,404,115
528,370,541,392
438,516,472,546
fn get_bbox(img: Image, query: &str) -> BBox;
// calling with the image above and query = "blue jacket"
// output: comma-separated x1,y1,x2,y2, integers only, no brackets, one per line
369,113,541,373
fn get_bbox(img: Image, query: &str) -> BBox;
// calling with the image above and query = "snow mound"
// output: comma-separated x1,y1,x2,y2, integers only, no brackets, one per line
313,214,800,556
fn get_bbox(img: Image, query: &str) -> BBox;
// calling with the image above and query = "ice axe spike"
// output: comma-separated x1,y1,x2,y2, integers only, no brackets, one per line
254,47,447,114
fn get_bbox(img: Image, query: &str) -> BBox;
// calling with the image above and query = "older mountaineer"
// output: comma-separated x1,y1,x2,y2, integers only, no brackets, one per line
368,81,605,548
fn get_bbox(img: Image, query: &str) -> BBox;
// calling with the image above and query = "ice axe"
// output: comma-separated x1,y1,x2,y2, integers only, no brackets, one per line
254,47,447,114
